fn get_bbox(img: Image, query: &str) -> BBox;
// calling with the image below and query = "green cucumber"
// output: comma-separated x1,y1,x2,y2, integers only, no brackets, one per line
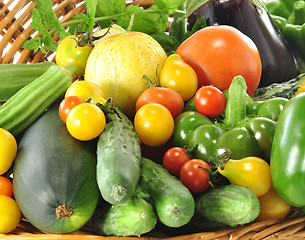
252,73,305,100
0,64,76,136
0,62,55,101
196,184,260,227
87,197,157,237
139,157,195,228
13,101,99,234
96,106,141,205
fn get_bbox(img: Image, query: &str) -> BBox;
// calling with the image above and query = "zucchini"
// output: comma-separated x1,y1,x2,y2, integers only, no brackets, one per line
13,101,100,234
0,62,55,101
139,157,195,228
0,64,76,136
252,73,305,100
87,197,157,237
96,106,141,205
195,184,260,227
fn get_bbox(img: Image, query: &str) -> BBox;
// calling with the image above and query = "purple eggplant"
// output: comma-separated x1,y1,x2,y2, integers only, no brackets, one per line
187,0,300,87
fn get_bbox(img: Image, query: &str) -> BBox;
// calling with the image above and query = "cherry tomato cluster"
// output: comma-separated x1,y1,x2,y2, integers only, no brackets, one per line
163,147,211,193
0,128,21,234
134,84,185,147
59,81,107,141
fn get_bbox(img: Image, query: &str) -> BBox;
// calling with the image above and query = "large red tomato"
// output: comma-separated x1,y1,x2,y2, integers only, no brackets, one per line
175,25,262,96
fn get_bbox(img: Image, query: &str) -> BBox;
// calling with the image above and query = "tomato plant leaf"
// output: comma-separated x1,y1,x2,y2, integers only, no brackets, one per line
154,0,185,14
117,5,169,34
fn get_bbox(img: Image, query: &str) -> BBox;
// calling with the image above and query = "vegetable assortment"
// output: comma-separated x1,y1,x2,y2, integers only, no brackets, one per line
3,0,305,237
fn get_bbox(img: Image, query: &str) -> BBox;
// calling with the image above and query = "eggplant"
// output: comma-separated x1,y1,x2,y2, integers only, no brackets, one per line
187,0,300,88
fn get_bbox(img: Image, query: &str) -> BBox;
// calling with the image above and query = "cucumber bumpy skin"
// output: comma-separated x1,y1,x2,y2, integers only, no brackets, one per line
0,61,55,101
0,64,76,136
140,157,195,228
96,107,141,205
87,198,157,237
196,184,260,227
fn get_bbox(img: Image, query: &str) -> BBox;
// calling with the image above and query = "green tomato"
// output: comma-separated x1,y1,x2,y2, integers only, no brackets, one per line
56,35,91,76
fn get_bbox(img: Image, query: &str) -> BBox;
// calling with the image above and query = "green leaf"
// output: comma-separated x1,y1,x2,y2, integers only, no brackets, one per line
84,0,98,32
68,14,92,35
150,32,181,55
117,5,169,34
22,38,42,53
31,8,48,35
95,0,125,28
154,0,185,14
183,0,209,19
35,0,68,38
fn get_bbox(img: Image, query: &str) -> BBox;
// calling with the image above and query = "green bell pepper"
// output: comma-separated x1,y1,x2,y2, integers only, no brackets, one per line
271,92,305,207
172,76,288,164
265,0,305,71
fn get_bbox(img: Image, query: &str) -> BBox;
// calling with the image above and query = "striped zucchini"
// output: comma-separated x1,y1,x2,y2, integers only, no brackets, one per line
0,64,76,136
96,106,141,205
0,62,55,101
252,73,305,100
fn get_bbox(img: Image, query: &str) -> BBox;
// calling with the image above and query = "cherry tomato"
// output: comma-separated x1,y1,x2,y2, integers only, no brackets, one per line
159,54,198,101
134,103,174,147
56,35,92,76
59,96,84,123
0,176,13,197
66,103,106,141
256,185,291,221
136,86,184,119
194,85,226,118
180,159,211,193
163,147,191,176
0,128,17,175
0,195,21,233
176,25,262,96
65,80,106,104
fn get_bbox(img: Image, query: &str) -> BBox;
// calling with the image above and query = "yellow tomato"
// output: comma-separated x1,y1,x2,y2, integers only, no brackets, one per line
256,185,291,221
218,157,272,197
134,103,174,147
65,80,106,105
0,195,21,233
0,128,17,175
159,54,198,101
66,103,106,141
55,35,92,76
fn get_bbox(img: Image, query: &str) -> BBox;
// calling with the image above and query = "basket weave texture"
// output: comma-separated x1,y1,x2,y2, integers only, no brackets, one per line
1,0,305,239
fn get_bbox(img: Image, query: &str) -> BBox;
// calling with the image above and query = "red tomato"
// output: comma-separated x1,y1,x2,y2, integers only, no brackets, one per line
175,25,262,96
194,85,226,118
59,96,84,123
0,176,13,197
135,87,184,119
163,147,191,176
180,159,211,193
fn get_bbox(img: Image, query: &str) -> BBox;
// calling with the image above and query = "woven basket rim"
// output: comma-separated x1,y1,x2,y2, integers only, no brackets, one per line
1,1,305,239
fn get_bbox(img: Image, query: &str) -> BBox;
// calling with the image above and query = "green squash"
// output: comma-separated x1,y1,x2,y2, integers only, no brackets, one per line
13,100,99,234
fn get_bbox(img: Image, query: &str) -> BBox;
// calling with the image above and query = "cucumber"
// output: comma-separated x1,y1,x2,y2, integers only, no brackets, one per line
0,64,76,136
195,184,260,227
252,73,305,100
87,197,157,237
13,101,99,234
0,62,55,101
96,106,141,205
139,157,195,228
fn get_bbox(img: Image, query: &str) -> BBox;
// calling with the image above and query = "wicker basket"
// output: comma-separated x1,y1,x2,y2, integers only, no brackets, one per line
1,0,305,239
